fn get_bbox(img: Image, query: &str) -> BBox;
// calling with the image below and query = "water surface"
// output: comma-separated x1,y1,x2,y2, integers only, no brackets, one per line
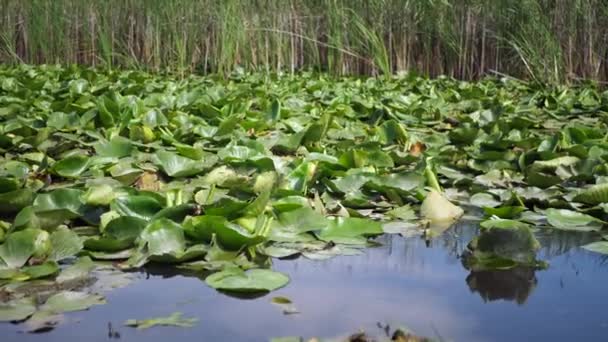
3,222,608,342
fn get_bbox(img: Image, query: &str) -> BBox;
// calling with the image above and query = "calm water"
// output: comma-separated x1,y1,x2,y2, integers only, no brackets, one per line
2,222,608,342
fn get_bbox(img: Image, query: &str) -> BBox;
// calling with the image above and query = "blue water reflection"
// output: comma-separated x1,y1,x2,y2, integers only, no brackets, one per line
2,221,608,342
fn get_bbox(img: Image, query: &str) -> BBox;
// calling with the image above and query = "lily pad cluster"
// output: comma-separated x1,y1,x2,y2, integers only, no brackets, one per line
1,64,608,320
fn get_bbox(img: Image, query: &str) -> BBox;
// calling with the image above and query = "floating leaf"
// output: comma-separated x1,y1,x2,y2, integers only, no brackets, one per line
184,215,263,250
318,217,382,243
40,291,106,313
545,208,604,232
0,229,50,268
205,267,289,293
582,241,608,255
52,155,90,178
125,312,198,330
154,150,206,178
573,183,608,205
110,195,164,221
56,256,95,282
0,297,36,321
49,226,83,261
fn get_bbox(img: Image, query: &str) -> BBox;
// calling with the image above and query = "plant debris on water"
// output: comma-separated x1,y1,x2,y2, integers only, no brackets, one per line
1,65,608,331
124,312,198,330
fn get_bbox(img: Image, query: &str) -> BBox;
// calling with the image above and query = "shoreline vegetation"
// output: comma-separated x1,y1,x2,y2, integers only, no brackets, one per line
1,0,607,83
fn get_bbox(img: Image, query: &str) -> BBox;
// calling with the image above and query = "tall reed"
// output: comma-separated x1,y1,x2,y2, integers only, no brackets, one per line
1,0,607,82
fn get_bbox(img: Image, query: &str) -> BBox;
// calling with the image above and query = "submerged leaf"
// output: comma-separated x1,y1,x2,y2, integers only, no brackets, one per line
124,312,198,330
0,297,36,321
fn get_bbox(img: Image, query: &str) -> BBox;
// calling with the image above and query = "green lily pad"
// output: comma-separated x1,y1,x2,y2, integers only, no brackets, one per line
545,208,604,232
318,217,382,243
140,218,186,256
0,229,51,268
582,241,608,255
52,155,90,178
184,215,263,250
0,297,36,321
110,195,164,221
40,291,106,313
205,267,289,293
154,150,207,178
49,226,83,261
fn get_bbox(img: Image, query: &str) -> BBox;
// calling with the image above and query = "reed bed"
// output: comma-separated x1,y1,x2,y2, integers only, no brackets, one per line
1,0,607,82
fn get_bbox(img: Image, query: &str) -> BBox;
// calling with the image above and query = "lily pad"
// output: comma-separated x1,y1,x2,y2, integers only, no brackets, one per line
125,312,198,330
0,297,36,321
545,208,604,232
40,291,106,313
205,267,289,293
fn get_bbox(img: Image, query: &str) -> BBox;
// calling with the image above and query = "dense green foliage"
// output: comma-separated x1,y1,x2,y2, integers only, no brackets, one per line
1,0,608,82
2,64,608,329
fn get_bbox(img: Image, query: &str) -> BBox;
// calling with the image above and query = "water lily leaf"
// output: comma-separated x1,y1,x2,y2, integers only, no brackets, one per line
152,204,199,222
0,188,34,214
33,189,85,227
21,260,59,279
470,193,501,208
483,206,525,219
272,196,309,212
140,218,186,256
184,215,263,250
382,221,420,237
582,241,608,255
573,183,608,205
40,291,106,313
125,312,198,330
49,226,83,261
23,310,64,332
385,205,416,221
0,297,36,321
531,156,580,171
201,197,249,218
330,173,372,194
205,267,289,293
84,237,133,252
52,155,90,178
366,173,424,192
82,184,116,206
94,137,133,159
302,244,364,260
420,190,464,223
318,217,382,243
283,207,329,230
56,256,95,282
104,216,148,241
545,208,604,231
85,248,134,260
154,150,206,177
262,245,301,258
149,244,207,264
0,229,50,268
110,195,164,221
